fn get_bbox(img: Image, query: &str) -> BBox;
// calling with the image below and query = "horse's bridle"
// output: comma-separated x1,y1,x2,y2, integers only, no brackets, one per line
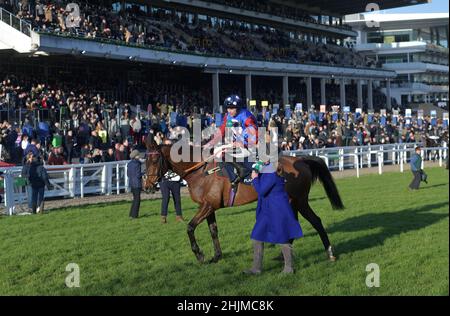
145,149,167,186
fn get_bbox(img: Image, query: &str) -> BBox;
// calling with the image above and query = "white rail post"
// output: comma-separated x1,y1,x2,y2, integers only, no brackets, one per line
400,150,404,173
80,166,84,198
421,149,425,170
116,164,120,195
339,148,344,171
4,172,15,216
353,154,360,178
439,149,443,167
68,167,75,198
404,145,408,163
107,164,113,195
101,165,107,194
378,151,383,175
124,163,129,193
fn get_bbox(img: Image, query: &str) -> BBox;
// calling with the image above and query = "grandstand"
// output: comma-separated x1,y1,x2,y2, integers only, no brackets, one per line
0,0,429,113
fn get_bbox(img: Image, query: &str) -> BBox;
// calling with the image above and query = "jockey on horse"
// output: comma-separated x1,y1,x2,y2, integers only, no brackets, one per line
204,95,258,190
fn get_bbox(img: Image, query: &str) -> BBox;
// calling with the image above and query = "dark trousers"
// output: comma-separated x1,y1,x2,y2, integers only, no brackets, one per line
26,185,33,209
160,180,182,216
31,186,45,214
129,188,141,218
224,156,253,182
66,146,74,164
409,171,421,190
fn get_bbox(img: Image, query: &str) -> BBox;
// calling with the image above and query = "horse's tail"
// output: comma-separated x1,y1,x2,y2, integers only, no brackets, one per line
301,156,344,210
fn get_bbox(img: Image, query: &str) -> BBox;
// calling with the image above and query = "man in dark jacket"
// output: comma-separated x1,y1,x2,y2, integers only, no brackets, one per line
23,155,52,214
127,149,143,219
409,146,423,190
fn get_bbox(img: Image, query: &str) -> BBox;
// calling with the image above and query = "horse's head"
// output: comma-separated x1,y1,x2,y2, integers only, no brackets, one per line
143,143,169,194
143,147,166,194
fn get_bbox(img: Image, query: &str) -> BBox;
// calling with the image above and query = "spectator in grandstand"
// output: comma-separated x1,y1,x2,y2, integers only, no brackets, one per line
47,146,67,165
102,147,116,162
64,129,75,164
127,149,143,219
79,144,91,164
23,138,40,159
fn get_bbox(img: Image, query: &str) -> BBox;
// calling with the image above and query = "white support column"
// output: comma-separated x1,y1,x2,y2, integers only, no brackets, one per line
386,79,392,110
340,78,346,107
245,74,252,104
212,72,220,113
283,75,289,106
320,78,326,105
306,77,313,108
357,79,363,109
368,79,374,110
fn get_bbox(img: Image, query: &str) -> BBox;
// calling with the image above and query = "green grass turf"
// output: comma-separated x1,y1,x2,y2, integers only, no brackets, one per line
0,168,448,296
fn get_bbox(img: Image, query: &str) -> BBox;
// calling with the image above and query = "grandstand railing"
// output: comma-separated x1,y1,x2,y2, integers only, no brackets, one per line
1,143,447,215
0,6,31,37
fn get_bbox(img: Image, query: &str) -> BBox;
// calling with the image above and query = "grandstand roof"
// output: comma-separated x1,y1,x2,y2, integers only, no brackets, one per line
139,0,430,16
345,13,449,30
285,0,430,15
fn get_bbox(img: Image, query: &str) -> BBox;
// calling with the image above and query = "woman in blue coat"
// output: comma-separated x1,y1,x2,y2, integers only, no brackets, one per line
244,162,303,274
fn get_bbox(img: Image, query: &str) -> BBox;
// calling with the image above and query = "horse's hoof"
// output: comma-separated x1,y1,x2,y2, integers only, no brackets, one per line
327,246,337,262
208,256,222,264
196,253,205,263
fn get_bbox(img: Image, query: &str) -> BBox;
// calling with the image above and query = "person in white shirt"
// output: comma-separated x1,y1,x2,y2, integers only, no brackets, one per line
159,169,184,224
159,140,184,223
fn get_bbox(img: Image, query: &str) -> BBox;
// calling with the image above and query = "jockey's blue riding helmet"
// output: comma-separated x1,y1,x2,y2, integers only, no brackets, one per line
224,95,243,110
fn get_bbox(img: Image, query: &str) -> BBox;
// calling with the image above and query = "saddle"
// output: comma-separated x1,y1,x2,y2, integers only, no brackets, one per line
205,162,252,186
204,162,252,207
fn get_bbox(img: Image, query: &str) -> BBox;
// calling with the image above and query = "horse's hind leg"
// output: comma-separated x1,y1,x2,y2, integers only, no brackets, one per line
298,200,336,261
207,212,222,263
187,203,212,263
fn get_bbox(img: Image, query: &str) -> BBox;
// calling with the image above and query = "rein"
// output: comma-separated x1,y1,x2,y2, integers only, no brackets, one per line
183,162,207,176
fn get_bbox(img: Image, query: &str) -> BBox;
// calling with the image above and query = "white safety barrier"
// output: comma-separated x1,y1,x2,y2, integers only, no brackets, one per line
1,143,448,215
1,161,130,216
284,143,448,178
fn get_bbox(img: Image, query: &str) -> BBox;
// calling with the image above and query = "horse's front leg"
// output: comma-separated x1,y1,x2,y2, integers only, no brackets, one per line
187,203,212,263
207,212,222,263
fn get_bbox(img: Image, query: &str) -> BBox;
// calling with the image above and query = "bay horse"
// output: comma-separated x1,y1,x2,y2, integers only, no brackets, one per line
144,139,344,263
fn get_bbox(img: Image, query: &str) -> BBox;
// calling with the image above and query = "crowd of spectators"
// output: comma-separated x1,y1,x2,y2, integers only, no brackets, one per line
2,0,377,68
1,73,448,167
266,109,447,152
202,0,352,30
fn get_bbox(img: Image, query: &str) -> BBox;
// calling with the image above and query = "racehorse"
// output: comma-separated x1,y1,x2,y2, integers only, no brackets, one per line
144,138,344,264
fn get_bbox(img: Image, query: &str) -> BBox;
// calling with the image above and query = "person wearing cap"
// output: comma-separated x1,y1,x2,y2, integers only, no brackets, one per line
244,159,303,275
127,149,143,219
